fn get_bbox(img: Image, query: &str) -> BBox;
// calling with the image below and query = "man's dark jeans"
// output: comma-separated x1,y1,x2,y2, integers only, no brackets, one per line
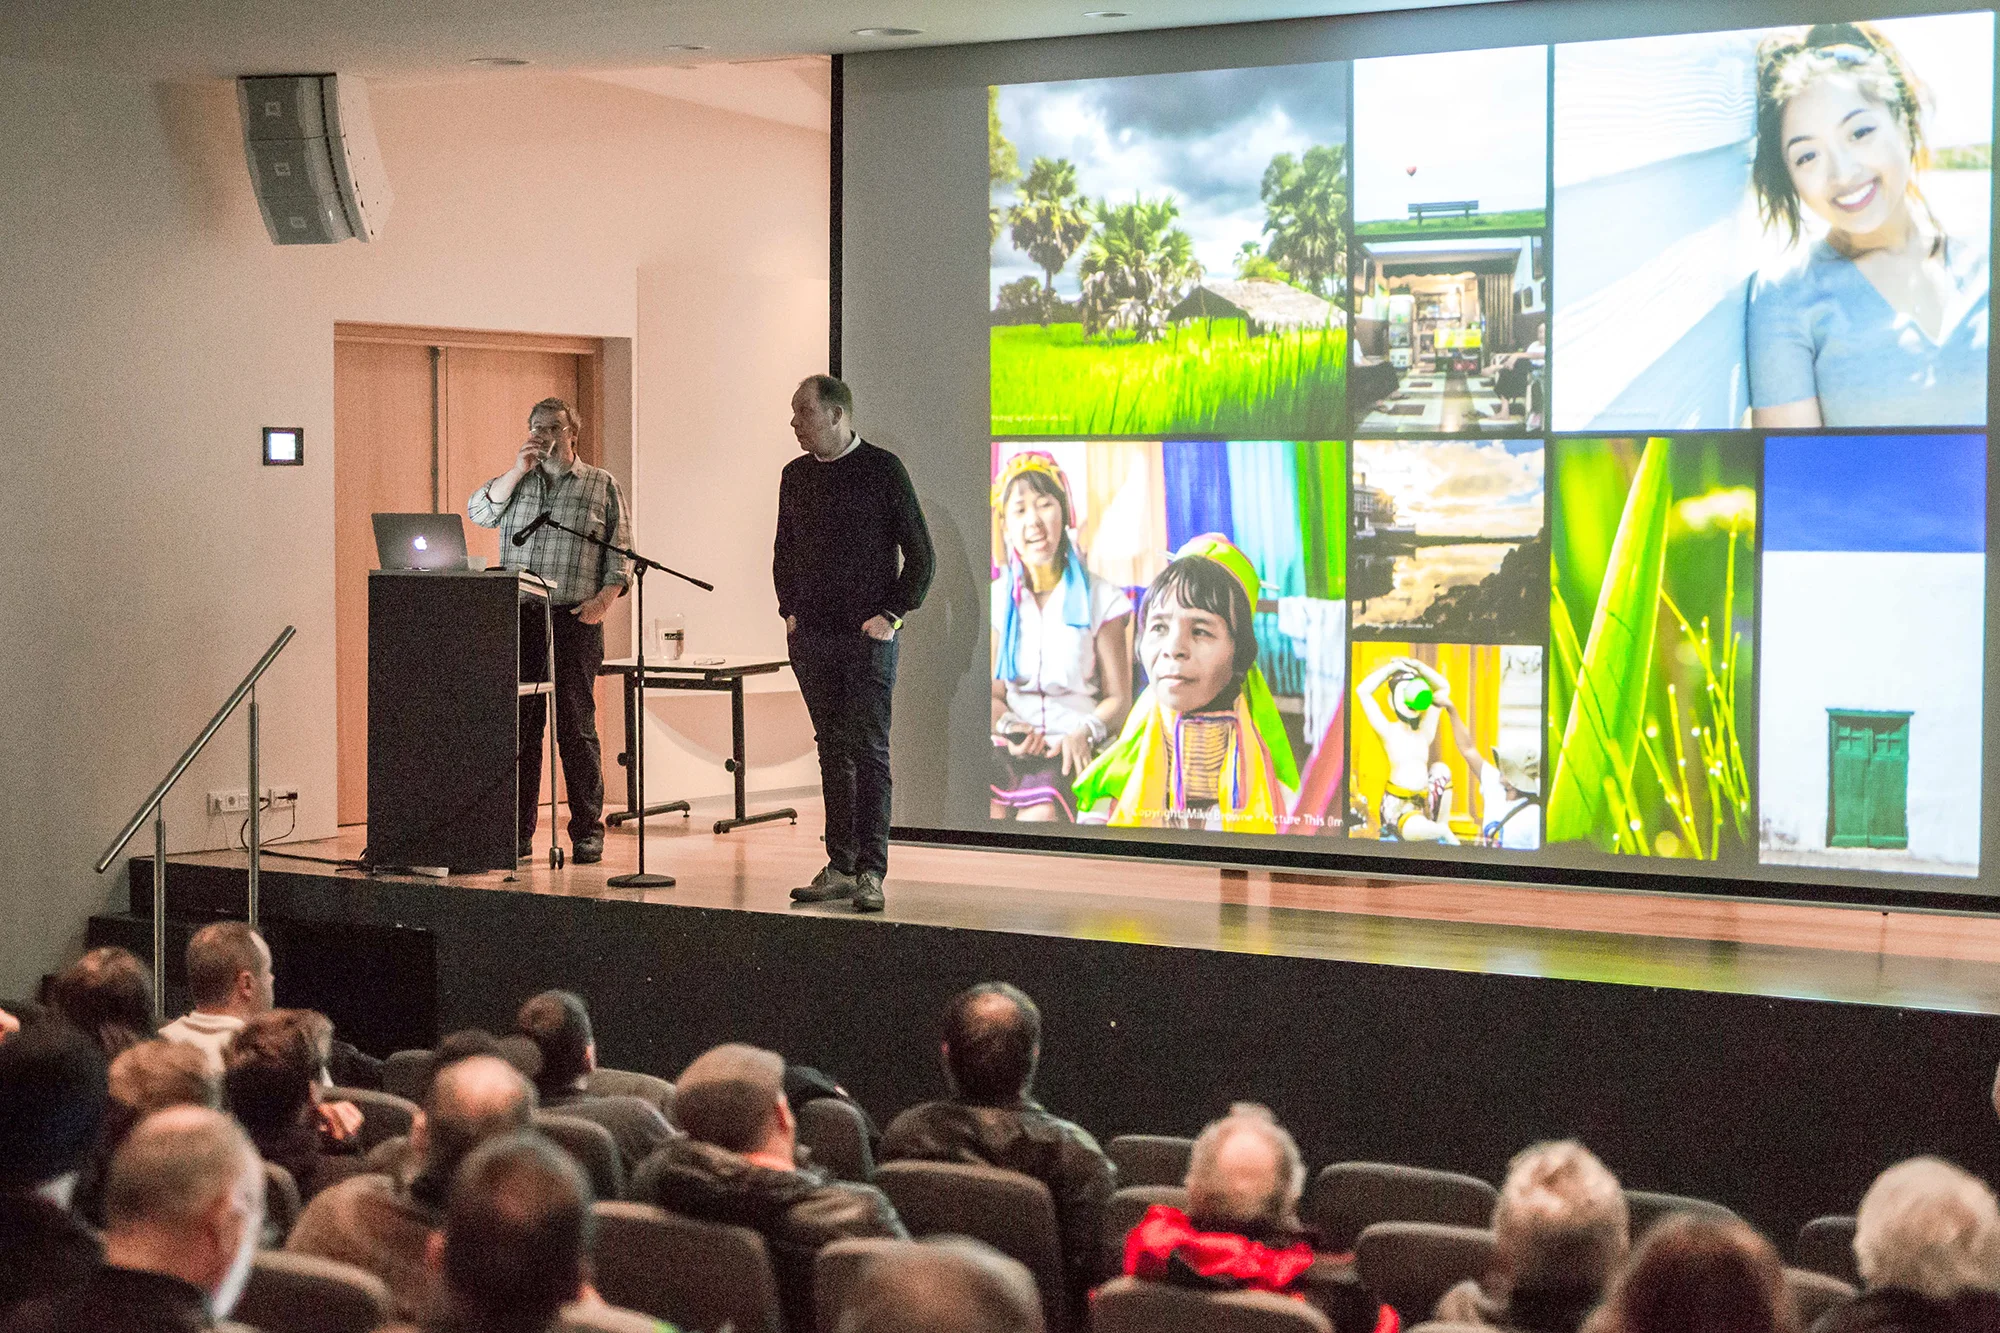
519,604,606,844
789,629,898,877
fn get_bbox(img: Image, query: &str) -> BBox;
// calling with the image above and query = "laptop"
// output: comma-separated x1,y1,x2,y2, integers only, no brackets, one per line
372,513,471,571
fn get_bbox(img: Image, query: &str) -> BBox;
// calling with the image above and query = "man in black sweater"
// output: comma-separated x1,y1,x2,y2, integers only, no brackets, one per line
775,375,934,913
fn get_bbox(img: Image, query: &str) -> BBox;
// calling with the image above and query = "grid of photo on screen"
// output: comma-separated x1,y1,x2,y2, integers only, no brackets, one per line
983,11,1990,883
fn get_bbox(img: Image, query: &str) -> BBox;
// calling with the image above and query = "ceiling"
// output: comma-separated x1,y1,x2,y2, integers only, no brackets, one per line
0,0,1503,82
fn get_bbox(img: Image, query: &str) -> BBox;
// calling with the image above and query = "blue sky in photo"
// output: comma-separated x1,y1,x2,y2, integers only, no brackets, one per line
991,62,1347,301
1764,434,1986,552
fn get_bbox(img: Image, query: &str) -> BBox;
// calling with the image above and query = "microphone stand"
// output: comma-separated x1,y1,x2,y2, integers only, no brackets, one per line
527,514,713,888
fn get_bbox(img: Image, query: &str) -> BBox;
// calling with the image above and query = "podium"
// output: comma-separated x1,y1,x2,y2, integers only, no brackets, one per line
368,570,549,872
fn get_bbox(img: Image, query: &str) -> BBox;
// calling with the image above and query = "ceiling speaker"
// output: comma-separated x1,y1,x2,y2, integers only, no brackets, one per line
236,75,394,245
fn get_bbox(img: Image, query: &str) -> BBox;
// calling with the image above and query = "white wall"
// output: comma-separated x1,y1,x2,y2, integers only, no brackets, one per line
1758,552,1984,872
0,57,827,994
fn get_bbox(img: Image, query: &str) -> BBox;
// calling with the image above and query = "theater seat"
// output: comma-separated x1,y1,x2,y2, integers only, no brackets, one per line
591,1200,783,1333
536,1111,626,1201
232,1251,391,1333
1303,1163,1498,1252
814,1236,911,1333
1624,1188,1740,1238
875,1160,1069,1332
589,1067,677,1122
1106,1134,1195,1188
380,1049,432,1102
798,1095,875,1183
1796,1214,1860,1286
1354,1222,1495,1327
1099,1184,1188,1281
326,1086,419,1151
1407,1324,1492,1333
1785,1266,1857,1328
262,1161,302,1247
559,1300,675,1333
1091,1275,1332,1333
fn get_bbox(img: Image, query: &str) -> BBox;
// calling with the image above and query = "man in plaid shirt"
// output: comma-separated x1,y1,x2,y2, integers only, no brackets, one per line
468,397,629,865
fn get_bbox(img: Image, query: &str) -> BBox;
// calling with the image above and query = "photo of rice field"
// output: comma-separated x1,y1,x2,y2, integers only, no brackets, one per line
1546,436,1757,859
991,320,1347,436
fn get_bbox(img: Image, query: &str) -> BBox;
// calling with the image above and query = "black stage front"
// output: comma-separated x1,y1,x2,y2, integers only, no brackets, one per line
97,838,2000,1251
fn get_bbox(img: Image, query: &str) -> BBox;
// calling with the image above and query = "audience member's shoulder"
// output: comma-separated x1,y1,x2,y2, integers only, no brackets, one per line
1811,1287,1971,1333
880,1100,956,1147
789,1176,906,1242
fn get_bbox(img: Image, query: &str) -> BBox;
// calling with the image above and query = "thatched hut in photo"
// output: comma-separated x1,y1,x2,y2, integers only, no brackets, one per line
1168,278,1342,336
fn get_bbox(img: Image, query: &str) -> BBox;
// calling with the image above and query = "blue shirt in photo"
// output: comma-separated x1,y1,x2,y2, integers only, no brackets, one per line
1746,235,1988,426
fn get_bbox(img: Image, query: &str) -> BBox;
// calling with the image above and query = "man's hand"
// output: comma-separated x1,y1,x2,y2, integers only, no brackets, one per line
317,1100,365,1144
514,440,547,476
571,586,621,625
0,1007,17,1044
862,614,897,642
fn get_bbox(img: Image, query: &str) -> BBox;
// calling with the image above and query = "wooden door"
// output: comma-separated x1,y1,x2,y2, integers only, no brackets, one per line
1827,711,1911,850
333,341,436,824
334,326,609,828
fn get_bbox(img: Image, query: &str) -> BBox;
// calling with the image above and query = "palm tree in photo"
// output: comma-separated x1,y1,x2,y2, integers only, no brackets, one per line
1007,157,1093,321
1262,144,1348,298
988,87,1019,246
1078,196,1201,342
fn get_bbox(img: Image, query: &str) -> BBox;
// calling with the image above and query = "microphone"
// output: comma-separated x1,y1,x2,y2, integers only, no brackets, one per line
513,512,554,546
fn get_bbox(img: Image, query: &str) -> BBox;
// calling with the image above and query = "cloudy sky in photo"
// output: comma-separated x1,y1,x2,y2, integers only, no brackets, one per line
1353,438,1544,537
991,62,1348,301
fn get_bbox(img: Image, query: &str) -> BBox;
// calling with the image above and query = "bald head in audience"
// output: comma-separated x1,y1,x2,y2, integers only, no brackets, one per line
837,1238,1043,1333
430,1133,593,1333
102,1106,266,1317
414,1054,538,1190
1184,1102,1307,1234
942,982,1041,1103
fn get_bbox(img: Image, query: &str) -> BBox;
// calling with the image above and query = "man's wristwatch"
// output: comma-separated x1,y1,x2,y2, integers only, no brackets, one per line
884,613,904,631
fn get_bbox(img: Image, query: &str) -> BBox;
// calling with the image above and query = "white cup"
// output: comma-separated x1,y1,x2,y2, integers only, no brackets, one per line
655,614,685,661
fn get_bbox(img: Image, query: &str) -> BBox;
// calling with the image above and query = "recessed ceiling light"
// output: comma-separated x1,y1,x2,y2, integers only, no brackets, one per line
663,44,710,52
467,56,532,67
851,26,924,37
1083,9,1131,16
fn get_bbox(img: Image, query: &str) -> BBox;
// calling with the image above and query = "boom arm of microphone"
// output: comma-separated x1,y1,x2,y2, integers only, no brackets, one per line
513,512,553,546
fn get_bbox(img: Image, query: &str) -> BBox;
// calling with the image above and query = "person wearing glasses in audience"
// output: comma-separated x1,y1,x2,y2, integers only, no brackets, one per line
468,397,631,867
1748,23,1988,428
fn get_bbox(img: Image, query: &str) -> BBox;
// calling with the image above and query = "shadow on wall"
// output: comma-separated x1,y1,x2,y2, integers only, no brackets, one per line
892,490,982,822
153,79,265,237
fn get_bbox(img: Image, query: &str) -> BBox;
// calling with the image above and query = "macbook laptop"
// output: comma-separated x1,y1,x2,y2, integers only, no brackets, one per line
372,513,471,571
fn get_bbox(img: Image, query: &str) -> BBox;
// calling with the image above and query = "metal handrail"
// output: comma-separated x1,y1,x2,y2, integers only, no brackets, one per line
95,624,296,1010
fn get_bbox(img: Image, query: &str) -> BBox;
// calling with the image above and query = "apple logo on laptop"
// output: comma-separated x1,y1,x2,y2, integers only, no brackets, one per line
414,535,428,551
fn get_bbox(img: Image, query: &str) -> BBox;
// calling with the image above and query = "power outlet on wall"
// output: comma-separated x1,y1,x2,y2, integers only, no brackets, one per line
207,787,300,815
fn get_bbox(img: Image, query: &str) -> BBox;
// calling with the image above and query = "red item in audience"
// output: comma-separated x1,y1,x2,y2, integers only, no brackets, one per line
1125,1203,1317,1292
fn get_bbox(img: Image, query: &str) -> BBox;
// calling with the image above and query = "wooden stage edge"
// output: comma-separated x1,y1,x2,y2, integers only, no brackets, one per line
172,794,2000,1016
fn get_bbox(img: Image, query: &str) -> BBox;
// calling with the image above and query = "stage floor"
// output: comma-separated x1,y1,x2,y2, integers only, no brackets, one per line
167,795,2000,1016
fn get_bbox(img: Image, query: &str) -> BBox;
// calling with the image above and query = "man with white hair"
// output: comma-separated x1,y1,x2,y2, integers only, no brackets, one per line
4,1105,265,1332
1435,1139,1628,1332
1815,1156,2000,1333
1124,1104,1390,1333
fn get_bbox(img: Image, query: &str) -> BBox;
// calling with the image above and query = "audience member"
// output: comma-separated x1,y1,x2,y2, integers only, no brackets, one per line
384,1133,596,1333
1125,1103,1391,1333
515,990,673,1171
0,1019,108,1318
75,1040,221,1225
1582,1214,1799,1333
837,1236,1044,1333
635,1042,906,1333
158,923,273,1076
46,946,157,1059
1435,1140,1628,1333
881,982,1114,1308
223,1008,365,1200
1815,1157,2000,1333
289,1054,537,1320
3,1106,264,1333
0,1007,19,1043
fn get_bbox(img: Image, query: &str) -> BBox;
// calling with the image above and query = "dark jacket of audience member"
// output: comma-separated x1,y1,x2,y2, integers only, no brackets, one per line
1812,1290,2000,1333
1126,1104,1389,1333
636,1043,906,1333
515,990,673,1172
222,1008,365,1200
0,1018,107,1320
880,982,1115,1306
45,947,157,1060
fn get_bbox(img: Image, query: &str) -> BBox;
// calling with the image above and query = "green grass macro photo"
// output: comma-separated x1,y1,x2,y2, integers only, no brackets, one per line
990,318,1347,437
1546,437,1758,860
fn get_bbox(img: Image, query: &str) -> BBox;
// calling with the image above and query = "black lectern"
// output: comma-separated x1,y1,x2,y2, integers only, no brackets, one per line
368,570,549,872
